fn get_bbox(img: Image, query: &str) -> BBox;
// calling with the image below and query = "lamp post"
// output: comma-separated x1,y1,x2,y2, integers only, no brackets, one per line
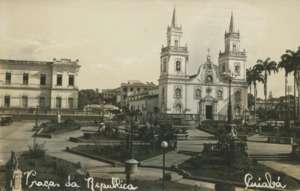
223,71,236,124
102,101,106,122
129,109,137,159
161,141,168,191
129,110,133,158
35,104,39,126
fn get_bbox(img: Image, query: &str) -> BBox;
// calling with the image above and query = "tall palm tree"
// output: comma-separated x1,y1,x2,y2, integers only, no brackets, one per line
251,69,265,121
246,67,254,95
281,47,300,122
278,56,293,127
254,58,278,122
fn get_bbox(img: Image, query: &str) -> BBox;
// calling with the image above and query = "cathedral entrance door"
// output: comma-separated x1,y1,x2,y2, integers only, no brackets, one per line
206,105,213,120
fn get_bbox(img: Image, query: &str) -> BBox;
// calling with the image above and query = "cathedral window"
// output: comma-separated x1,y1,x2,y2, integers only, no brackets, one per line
235,91,241,102
176,60,181,71
233,44,236,51
222,64,225,73
175,40,178,46
194,88,201,99
217,89,223,100
235,105,241,115
234,63,240,75
175,103,181,113
175,87,182,98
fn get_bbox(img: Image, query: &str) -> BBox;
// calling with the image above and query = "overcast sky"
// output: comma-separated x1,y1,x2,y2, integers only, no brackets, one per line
1,0,300,98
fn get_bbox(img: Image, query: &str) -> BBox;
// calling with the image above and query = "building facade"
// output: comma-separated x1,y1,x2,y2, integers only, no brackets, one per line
0,58,81,111
158,9,248,121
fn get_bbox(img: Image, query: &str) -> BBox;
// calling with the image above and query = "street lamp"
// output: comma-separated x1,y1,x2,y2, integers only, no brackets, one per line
35,104,39,126
129,109,137,159
102,101,106,122
223,71,236,124
161,141,168,191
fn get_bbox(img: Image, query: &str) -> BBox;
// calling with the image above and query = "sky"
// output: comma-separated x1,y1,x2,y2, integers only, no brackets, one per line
0,0,300,98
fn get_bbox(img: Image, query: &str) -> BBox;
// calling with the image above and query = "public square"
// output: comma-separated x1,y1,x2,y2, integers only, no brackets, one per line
1,121,300,191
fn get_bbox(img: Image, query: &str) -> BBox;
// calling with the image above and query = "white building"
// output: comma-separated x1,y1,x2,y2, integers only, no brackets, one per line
0,58,81,111
158,9,247,121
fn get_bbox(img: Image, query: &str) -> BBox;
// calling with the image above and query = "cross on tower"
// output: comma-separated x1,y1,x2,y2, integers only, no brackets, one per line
207,48,211,61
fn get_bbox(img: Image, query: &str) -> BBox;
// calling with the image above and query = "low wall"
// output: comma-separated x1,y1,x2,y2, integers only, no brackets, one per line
9,114,103,122
66,147,122,167
268,136,293,144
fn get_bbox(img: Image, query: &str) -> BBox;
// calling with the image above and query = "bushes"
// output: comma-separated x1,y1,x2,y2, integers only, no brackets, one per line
28,138,47,158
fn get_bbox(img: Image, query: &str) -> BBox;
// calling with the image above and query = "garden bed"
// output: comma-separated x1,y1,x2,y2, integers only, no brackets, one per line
39,119,80,135
72,144,172,163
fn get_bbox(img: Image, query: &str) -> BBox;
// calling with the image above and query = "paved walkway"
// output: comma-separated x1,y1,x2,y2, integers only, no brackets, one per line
259,161,300,181
247,134,268,142
40,129,111,169
141,151,190,167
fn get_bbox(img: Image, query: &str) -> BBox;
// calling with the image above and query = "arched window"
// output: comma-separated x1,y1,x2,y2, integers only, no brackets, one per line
222,64,225,73
235,105,241,115
162,88,165,101
235,91,241,102
217,89,223,100
175,103,181,113
175,88,181,98
235,63,240,75
176,61,181,71
175,40,178,46
195,89,201,99
233,43,236,51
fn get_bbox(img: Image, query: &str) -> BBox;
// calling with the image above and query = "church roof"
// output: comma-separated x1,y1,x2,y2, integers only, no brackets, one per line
171,7,177,27
229,11,235,33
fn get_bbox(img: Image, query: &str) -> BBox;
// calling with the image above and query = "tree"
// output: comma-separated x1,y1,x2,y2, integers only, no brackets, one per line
278,55,293,127
246,67,254,95
281,47,300,121
247,93,254,111
78,89,102,109
246,67,264,120
254,58,278,122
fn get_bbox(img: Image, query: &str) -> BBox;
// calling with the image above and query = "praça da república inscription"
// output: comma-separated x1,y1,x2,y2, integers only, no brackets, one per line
24,170,138,191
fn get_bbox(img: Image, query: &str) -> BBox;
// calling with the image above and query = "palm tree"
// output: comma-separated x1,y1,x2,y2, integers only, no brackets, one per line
254,58,278,122
246,67,254,95
251,69,265,121
281,47,300,121
278,56,293,127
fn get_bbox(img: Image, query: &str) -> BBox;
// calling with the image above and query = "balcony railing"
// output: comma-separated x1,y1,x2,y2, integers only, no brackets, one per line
219,51,246,57
162,46,188,52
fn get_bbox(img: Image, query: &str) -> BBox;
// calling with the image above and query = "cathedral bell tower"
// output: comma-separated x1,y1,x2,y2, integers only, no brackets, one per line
218,12,247,82
159,8,189,114
160,8,189,78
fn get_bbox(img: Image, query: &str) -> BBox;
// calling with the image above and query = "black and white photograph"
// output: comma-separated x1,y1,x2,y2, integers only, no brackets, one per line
0,0,300,190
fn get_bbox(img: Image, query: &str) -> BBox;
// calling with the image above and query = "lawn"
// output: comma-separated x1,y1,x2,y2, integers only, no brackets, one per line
178,157,300,190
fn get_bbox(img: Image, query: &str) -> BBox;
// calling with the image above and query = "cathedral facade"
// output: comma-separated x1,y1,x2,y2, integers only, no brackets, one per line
158,9,248,121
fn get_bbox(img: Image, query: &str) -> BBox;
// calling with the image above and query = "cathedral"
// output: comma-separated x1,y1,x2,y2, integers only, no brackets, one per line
158,9,248,121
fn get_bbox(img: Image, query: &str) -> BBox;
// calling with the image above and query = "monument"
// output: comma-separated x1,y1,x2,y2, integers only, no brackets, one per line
7,151,22,191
